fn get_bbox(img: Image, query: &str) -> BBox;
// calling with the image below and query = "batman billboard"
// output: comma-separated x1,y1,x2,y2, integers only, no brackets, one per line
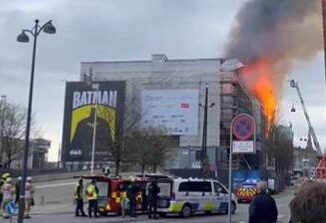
61,81,125,163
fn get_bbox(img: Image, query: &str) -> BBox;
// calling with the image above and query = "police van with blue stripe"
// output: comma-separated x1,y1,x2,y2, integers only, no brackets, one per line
146,175,237,218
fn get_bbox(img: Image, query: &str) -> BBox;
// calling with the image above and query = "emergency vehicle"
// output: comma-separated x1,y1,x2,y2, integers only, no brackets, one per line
141,175,237,218
236,180,258,203
80,175,146,216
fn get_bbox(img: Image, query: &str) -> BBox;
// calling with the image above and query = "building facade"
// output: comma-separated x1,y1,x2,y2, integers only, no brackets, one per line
78,54,260,179
9,138,51,169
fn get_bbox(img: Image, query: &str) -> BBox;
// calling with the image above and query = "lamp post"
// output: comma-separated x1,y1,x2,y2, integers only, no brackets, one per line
17,19,56,223
200,87,215,178
91,83,99,175
83,69,99,175
0,95,6,167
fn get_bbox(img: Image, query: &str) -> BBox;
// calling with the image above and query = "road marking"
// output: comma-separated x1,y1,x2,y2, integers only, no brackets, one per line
36,182,75,189
278,214,285,219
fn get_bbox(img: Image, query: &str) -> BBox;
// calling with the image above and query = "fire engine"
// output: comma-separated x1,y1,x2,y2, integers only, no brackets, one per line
236,180,258,203
79,175,147,216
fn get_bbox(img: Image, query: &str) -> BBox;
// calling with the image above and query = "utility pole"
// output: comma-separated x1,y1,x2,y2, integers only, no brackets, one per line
200,87,215,178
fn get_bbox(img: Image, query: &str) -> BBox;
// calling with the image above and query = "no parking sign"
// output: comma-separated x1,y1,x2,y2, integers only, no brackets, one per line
6,201,16,215
231,113,256,153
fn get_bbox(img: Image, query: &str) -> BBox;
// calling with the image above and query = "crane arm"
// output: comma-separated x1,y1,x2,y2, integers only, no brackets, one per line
290,80,322,157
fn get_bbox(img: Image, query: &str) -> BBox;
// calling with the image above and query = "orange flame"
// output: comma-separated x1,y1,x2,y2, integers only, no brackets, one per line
241,59,277,136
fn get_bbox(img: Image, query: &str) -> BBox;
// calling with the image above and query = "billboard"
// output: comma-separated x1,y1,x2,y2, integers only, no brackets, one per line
61,81,125,162
141,89,199,135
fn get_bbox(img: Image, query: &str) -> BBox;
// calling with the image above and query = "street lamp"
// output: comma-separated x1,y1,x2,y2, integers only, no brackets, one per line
17,19,56,223
199,87,215,178
91,83,99,175
83,68,99,175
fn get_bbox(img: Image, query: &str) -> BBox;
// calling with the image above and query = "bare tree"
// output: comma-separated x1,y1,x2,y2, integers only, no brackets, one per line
126,127,176,173
260,116,294,190
0,101,40,169
272,126,294,177
0,103,26,168
147,128,177,172
99,97,141,176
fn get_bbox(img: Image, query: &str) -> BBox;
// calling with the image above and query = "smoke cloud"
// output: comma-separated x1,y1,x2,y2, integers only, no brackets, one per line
224,0,323,92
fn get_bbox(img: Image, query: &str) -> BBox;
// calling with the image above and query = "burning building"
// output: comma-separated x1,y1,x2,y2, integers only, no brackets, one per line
221,0,323,187
77,54,262,183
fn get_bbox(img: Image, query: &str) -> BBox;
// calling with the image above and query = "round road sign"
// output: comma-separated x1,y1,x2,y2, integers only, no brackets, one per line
231,114,255,140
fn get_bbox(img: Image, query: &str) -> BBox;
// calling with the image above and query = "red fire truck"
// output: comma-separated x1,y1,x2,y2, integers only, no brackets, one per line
80,175,147,216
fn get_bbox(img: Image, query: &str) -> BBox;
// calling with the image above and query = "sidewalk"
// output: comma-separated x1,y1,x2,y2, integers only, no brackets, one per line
1,213,177,223
31,203,73,215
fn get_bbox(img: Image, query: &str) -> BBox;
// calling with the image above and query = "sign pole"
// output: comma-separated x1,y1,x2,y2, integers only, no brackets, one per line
228,131,232,223
228,113,256,223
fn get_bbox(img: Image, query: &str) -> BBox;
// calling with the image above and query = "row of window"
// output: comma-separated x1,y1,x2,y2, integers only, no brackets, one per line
178,181,227,194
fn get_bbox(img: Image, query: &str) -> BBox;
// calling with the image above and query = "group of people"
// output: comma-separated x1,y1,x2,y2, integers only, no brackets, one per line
74,178,98,217
0,173,34,219
249,180,326,223
73,178,160,219
121,179,160,219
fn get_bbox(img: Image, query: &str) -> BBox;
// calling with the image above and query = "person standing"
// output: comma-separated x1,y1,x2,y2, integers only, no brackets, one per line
119,183,128,218
248,181,278,223
74,178,86,217
85,179,99,218
289,181,326,223
1,177,14,219
0,173,10,210
24,177,35,218
127,179,139,218
147,180,160,219
15,176,21,204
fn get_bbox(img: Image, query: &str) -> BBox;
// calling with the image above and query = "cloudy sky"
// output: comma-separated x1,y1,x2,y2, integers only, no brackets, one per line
0,0,325,161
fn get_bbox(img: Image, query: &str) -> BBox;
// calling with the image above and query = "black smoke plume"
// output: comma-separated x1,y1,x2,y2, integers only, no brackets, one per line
224,0,322,78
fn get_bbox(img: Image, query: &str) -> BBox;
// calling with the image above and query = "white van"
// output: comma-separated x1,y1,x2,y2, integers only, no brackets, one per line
154,177,237,218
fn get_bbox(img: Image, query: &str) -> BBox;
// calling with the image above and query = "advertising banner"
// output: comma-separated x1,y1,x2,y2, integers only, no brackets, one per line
141,89,199,135
61,81,125,162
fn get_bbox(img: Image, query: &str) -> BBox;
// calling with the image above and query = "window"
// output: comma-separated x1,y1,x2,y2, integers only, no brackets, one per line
97,182,109,197
214,182,227,194
179,182,190,192
178,181,212,192
157,182,172,197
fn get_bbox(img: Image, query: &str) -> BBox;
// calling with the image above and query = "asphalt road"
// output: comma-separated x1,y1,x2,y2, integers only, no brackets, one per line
2,179,292,223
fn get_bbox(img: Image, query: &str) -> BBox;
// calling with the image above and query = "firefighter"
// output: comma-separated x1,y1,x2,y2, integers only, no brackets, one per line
86,179,99,218
74,178,86,217
127,179,140,218
147,179,160,219
1,177,14,219
24,177,35,218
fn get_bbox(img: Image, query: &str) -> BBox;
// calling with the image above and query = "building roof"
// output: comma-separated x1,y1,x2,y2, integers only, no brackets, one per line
81,54,223,65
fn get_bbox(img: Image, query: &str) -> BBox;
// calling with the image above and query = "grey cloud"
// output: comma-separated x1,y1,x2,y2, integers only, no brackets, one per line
1,0,326,156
